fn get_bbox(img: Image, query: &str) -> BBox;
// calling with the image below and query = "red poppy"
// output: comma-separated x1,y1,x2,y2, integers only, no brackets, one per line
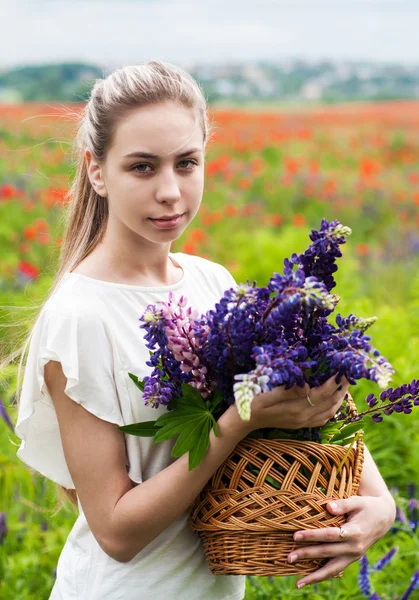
292,214,306,227
18,260,40,278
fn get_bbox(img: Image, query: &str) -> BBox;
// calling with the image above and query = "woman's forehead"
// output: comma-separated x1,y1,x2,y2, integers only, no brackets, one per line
111,107,203,159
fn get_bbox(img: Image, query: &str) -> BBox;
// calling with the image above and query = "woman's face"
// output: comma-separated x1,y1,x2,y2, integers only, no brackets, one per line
86,100,205,247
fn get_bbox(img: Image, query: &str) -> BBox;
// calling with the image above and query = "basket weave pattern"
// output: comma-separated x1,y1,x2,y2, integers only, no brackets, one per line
190,394,364,576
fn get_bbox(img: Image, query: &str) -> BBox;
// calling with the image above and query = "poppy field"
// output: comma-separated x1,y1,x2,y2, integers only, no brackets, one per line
0,100,418,599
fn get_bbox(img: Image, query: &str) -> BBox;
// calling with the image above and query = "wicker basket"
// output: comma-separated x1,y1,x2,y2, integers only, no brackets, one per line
190,393,364,576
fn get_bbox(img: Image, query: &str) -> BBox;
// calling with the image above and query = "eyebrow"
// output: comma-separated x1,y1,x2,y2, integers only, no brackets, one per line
123,147,202,159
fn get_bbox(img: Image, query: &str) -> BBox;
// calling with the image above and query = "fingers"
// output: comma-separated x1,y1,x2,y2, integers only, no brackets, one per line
293,526,346,544
260,373,349,409
309,373,350,406
261,382,309,407
307,387,349,426
295,556,350,588
327,497,366,515
289,541,351,563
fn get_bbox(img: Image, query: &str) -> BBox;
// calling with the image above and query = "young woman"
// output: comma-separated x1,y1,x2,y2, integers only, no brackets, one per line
14,61,396,600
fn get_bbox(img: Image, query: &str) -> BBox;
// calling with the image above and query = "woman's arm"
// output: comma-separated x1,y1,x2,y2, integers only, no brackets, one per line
356,444,396,500
286,443,397,589
110,409,245,561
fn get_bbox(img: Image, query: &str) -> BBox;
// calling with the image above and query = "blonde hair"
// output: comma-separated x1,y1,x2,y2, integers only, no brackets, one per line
4,60,213,512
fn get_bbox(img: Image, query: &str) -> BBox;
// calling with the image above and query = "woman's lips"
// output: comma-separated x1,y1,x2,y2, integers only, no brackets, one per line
149,214,184,229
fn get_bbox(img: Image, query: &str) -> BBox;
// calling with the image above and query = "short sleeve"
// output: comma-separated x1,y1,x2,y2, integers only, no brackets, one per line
14,305,124,489
216,264,239,291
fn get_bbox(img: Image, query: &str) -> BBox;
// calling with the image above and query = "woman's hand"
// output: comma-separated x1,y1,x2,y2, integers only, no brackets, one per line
219,372,351,440
287,493,397,589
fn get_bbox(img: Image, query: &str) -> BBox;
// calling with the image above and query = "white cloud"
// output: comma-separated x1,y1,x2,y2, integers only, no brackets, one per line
1,0,419,70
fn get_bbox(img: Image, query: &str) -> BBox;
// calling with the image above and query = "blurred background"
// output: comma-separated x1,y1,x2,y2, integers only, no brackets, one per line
0,1,418,598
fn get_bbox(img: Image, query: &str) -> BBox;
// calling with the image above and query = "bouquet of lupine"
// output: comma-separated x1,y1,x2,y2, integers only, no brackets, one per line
119,219,419,469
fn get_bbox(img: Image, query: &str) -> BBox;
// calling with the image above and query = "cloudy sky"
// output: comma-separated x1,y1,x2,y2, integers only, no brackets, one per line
2,0,419,70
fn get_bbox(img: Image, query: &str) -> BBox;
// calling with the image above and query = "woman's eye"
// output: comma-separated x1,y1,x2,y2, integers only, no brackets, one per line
132,160,197,173
178,159,197,169
133,164,151,172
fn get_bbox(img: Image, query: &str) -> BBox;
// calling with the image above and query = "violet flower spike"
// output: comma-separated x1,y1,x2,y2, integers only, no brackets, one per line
0,513,7,545
160,291,212,398
0,397,14,432
371,546,398,572
400,571,419,600
351,379,419,425
358,554,371,597
233,361,273,420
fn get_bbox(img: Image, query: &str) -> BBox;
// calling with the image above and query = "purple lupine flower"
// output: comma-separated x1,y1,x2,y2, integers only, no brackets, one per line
396,506,409,525
193,283,271,404
407,483,418,530
340,379,419,427
0,513,7,545
139,299,192,408
0,396,14,432
41,520,49,532
133,217,419,440
358,554,371,597
289,218,352,293
142,376,180,409
336,313,377,334
400,571,419,600
371,546,398,572
369,594,381,600
160,292,212,398
391,485,419,535
408,483,416,498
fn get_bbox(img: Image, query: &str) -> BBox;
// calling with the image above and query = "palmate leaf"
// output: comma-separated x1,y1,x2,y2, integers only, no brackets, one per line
171,413,210,458
180,383,207,409
154,414,205,443
210,391,223,413
156,406,206,422
122,383,222,469
118,421,159,436
189,419,212,470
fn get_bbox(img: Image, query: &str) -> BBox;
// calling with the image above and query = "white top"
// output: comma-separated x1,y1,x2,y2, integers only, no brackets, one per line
15,252,246,600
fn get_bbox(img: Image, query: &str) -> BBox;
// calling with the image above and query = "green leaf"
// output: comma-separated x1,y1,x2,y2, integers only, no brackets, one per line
128,372,145,392
155,406,207,424
265,474,281,490
118,421,159,437
212,415,220,437
319,422,342,434
180,383,207,409
168,396,203,411
210,391,223,413
171,415,209,458
154,414,205,443
330,421,364,443
188,419,212,470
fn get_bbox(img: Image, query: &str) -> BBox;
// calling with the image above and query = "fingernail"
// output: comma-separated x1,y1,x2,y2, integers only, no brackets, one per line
329,501,339,511
294,532,303,541
296,581,306,589
288,553,298,563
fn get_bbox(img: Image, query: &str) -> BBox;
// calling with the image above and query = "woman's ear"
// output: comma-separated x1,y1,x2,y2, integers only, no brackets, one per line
85,148,108,198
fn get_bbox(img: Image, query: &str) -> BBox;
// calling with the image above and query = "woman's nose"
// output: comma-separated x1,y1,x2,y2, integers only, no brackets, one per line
155,172,181,204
